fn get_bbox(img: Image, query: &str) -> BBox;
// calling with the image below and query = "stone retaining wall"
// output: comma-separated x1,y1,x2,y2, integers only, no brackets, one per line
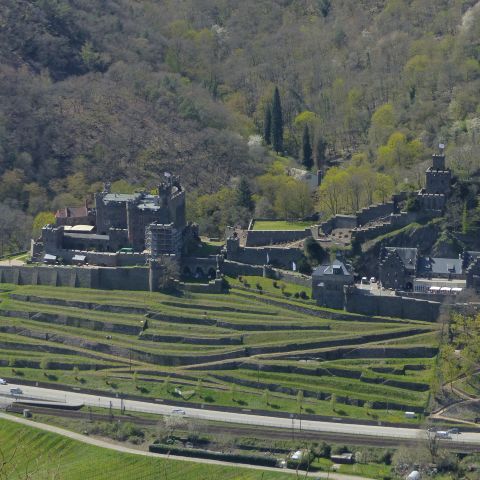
1,309,142,335
212,374,424,413
277,345,438,361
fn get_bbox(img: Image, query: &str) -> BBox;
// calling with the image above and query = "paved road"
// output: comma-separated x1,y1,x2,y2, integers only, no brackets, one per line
0,412,367,480
1,383,479,446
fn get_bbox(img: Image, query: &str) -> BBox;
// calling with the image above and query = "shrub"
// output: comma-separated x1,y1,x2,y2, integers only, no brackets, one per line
314,442,331,459
273,281,278,288
256,282,262,290
149,444,277,467
294,292,300,298
299,291,308,299
286,451,315,470
332,445,350,455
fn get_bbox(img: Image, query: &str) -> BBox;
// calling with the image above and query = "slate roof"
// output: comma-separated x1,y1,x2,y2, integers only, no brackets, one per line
313,260,352,277
417,257,463,276
384,247,418,271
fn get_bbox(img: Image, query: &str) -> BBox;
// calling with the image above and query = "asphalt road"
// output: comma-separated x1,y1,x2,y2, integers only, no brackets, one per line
1,383,479,447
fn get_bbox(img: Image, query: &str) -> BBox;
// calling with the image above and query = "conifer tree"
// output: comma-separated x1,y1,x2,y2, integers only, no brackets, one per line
271,86,283,153
236,177,254,211
263,105,272,145
302,125,313,169
462,202,468,234
315,137,327,170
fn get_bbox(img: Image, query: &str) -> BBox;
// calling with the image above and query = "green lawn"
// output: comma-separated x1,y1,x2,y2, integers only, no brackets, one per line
252,221,312,231
227,275,312,299
0,418,295,480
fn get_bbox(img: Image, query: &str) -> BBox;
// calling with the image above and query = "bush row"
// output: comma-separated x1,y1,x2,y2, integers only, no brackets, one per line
149,443,278,467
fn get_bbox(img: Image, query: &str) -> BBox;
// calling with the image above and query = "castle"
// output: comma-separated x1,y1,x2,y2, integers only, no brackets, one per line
416,152,451,212
32,174,197,267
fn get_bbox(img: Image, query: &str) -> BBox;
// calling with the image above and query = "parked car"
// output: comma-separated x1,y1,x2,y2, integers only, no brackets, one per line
361,277,369,284
0,378,7,385
370,277,377,283
10,387,23,395
171,408,186,415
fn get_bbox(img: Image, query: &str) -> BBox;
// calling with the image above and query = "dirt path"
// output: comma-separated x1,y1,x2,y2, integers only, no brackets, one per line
0,412,369,480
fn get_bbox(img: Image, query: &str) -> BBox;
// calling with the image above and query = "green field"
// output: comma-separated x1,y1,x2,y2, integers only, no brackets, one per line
0,281,440,422
0,418,294,480
252,221,312,231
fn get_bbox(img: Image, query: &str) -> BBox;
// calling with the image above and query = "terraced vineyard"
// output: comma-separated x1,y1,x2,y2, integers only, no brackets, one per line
0,418,294,480
0,280,440,422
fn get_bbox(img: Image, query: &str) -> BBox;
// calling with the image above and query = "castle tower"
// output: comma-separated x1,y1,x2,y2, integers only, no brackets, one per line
425,152,451,195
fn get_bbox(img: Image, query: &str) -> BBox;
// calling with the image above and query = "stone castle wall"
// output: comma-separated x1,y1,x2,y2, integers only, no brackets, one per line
55,249,146,267
356,202,395,226
222,260,264,277
245,228,312,247
344,288,440,321
0,265,149,291
352,211,420,243
227,246,302,269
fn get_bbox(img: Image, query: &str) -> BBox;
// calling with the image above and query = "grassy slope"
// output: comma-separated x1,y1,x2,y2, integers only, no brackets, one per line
0,418,294,480
0,283,439,422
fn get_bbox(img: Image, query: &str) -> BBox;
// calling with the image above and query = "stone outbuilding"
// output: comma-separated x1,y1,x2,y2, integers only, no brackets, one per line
312,260,354,309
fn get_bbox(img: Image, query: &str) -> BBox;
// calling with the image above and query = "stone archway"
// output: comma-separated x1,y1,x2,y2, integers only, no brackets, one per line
208,267,216,279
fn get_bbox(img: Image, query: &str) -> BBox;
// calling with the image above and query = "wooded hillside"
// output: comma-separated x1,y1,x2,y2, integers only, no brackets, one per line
1,0,480,248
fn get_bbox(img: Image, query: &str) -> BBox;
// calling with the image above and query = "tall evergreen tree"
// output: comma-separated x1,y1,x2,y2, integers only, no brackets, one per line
236,176,254,211
271,86,283,153
315,137,327,170
302,125,313,169
263,105,272,145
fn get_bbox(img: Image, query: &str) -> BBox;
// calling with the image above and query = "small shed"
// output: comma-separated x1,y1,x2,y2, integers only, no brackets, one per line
330,453,354,464
72,254,86,265
43,254,57,264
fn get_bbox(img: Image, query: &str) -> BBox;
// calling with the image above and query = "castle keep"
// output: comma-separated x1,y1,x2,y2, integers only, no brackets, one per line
33,175,195,267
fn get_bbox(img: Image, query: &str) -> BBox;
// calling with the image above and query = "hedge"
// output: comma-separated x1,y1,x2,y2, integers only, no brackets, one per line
149,443,278,467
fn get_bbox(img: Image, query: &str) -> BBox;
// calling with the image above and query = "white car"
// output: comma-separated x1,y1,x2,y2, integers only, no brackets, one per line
0,378,7,385
171,408,186,415
435,431,451,439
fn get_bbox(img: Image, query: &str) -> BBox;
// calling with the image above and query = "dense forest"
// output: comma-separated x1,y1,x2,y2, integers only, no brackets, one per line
1,0,480,248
